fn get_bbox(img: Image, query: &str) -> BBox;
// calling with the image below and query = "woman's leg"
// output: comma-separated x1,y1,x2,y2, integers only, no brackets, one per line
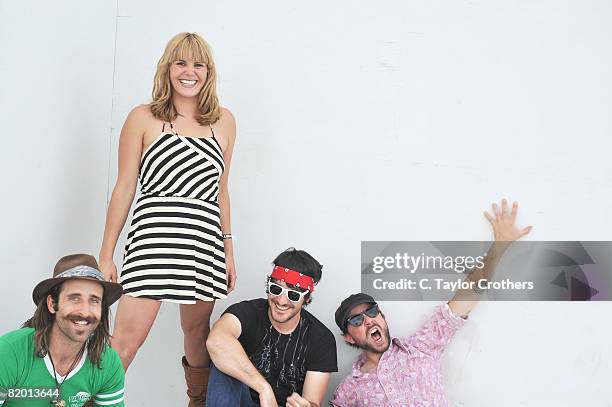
180,300,215,406
180,300,215,367
110,295,161,371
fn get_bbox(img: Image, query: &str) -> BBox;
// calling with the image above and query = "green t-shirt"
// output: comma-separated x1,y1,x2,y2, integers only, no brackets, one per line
0,328,124,407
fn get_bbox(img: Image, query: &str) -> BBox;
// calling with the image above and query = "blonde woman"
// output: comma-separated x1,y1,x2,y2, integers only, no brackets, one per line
99,32,236,406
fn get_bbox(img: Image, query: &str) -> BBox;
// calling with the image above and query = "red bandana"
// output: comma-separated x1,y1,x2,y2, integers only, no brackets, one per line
270,265,315,292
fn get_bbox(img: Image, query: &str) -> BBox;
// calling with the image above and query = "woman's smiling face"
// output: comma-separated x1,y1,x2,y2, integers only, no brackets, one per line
169,59,207,98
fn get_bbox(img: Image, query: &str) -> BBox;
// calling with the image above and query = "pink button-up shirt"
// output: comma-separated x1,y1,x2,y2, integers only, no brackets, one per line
330,304,467,407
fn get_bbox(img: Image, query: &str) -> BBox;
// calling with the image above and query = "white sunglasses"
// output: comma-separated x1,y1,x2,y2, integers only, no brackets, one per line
267,281,309,303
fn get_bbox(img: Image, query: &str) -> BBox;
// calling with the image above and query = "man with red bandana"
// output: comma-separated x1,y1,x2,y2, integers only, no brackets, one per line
331,199,532,406
206,248,337,407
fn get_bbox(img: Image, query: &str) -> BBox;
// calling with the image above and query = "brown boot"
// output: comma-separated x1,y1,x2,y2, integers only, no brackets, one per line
182,356,210,407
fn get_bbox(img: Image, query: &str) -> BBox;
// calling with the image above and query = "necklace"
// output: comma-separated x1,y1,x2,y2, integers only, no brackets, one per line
47,344,86,407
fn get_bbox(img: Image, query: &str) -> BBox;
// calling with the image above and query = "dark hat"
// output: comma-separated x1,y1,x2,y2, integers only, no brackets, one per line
335,293,377,333
32,254,123,306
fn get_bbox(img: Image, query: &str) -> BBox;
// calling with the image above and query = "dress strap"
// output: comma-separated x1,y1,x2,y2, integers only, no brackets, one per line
161,122,166,132
209,124,215,138
169,122,178,135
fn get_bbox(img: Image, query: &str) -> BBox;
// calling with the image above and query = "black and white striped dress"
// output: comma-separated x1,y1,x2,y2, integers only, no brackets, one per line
120,123,227,303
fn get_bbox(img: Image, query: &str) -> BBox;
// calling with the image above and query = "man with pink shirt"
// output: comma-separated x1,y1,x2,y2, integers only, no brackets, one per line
330,199,532,406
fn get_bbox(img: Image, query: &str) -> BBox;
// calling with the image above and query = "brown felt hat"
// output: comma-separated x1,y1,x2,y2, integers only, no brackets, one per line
32,254,123,306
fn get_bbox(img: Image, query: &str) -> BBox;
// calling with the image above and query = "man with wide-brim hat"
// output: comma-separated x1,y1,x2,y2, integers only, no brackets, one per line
0,254,125,407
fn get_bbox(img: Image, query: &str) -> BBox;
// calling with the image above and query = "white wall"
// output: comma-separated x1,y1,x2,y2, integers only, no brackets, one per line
1,1,611,405
0,1,116,337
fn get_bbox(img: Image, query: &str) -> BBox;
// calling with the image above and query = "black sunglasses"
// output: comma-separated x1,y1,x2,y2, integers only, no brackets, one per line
268,281,308,303
346,304,380,327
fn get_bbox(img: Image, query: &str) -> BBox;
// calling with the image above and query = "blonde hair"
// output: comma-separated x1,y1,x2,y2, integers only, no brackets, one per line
150,32,221,125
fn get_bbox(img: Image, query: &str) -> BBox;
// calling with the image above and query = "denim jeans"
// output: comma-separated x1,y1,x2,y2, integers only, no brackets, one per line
206,364,260,406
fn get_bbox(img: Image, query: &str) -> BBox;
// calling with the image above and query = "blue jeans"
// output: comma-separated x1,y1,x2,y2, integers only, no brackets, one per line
206,364,260,406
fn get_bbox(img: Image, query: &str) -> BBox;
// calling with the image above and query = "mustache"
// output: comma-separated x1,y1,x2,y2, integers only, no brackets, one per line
367,322,383,331
66,314,99,324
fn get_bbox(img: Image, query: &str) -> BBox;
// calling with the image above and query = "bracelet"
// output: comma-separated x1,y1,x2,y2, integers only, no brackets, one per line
222,233,233,240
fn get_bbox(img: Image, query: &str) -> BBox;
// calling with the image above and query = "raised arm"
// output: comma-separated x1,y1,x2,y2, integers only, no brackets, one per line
98,106,147,282
449,199,532,317
206,313,278,407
